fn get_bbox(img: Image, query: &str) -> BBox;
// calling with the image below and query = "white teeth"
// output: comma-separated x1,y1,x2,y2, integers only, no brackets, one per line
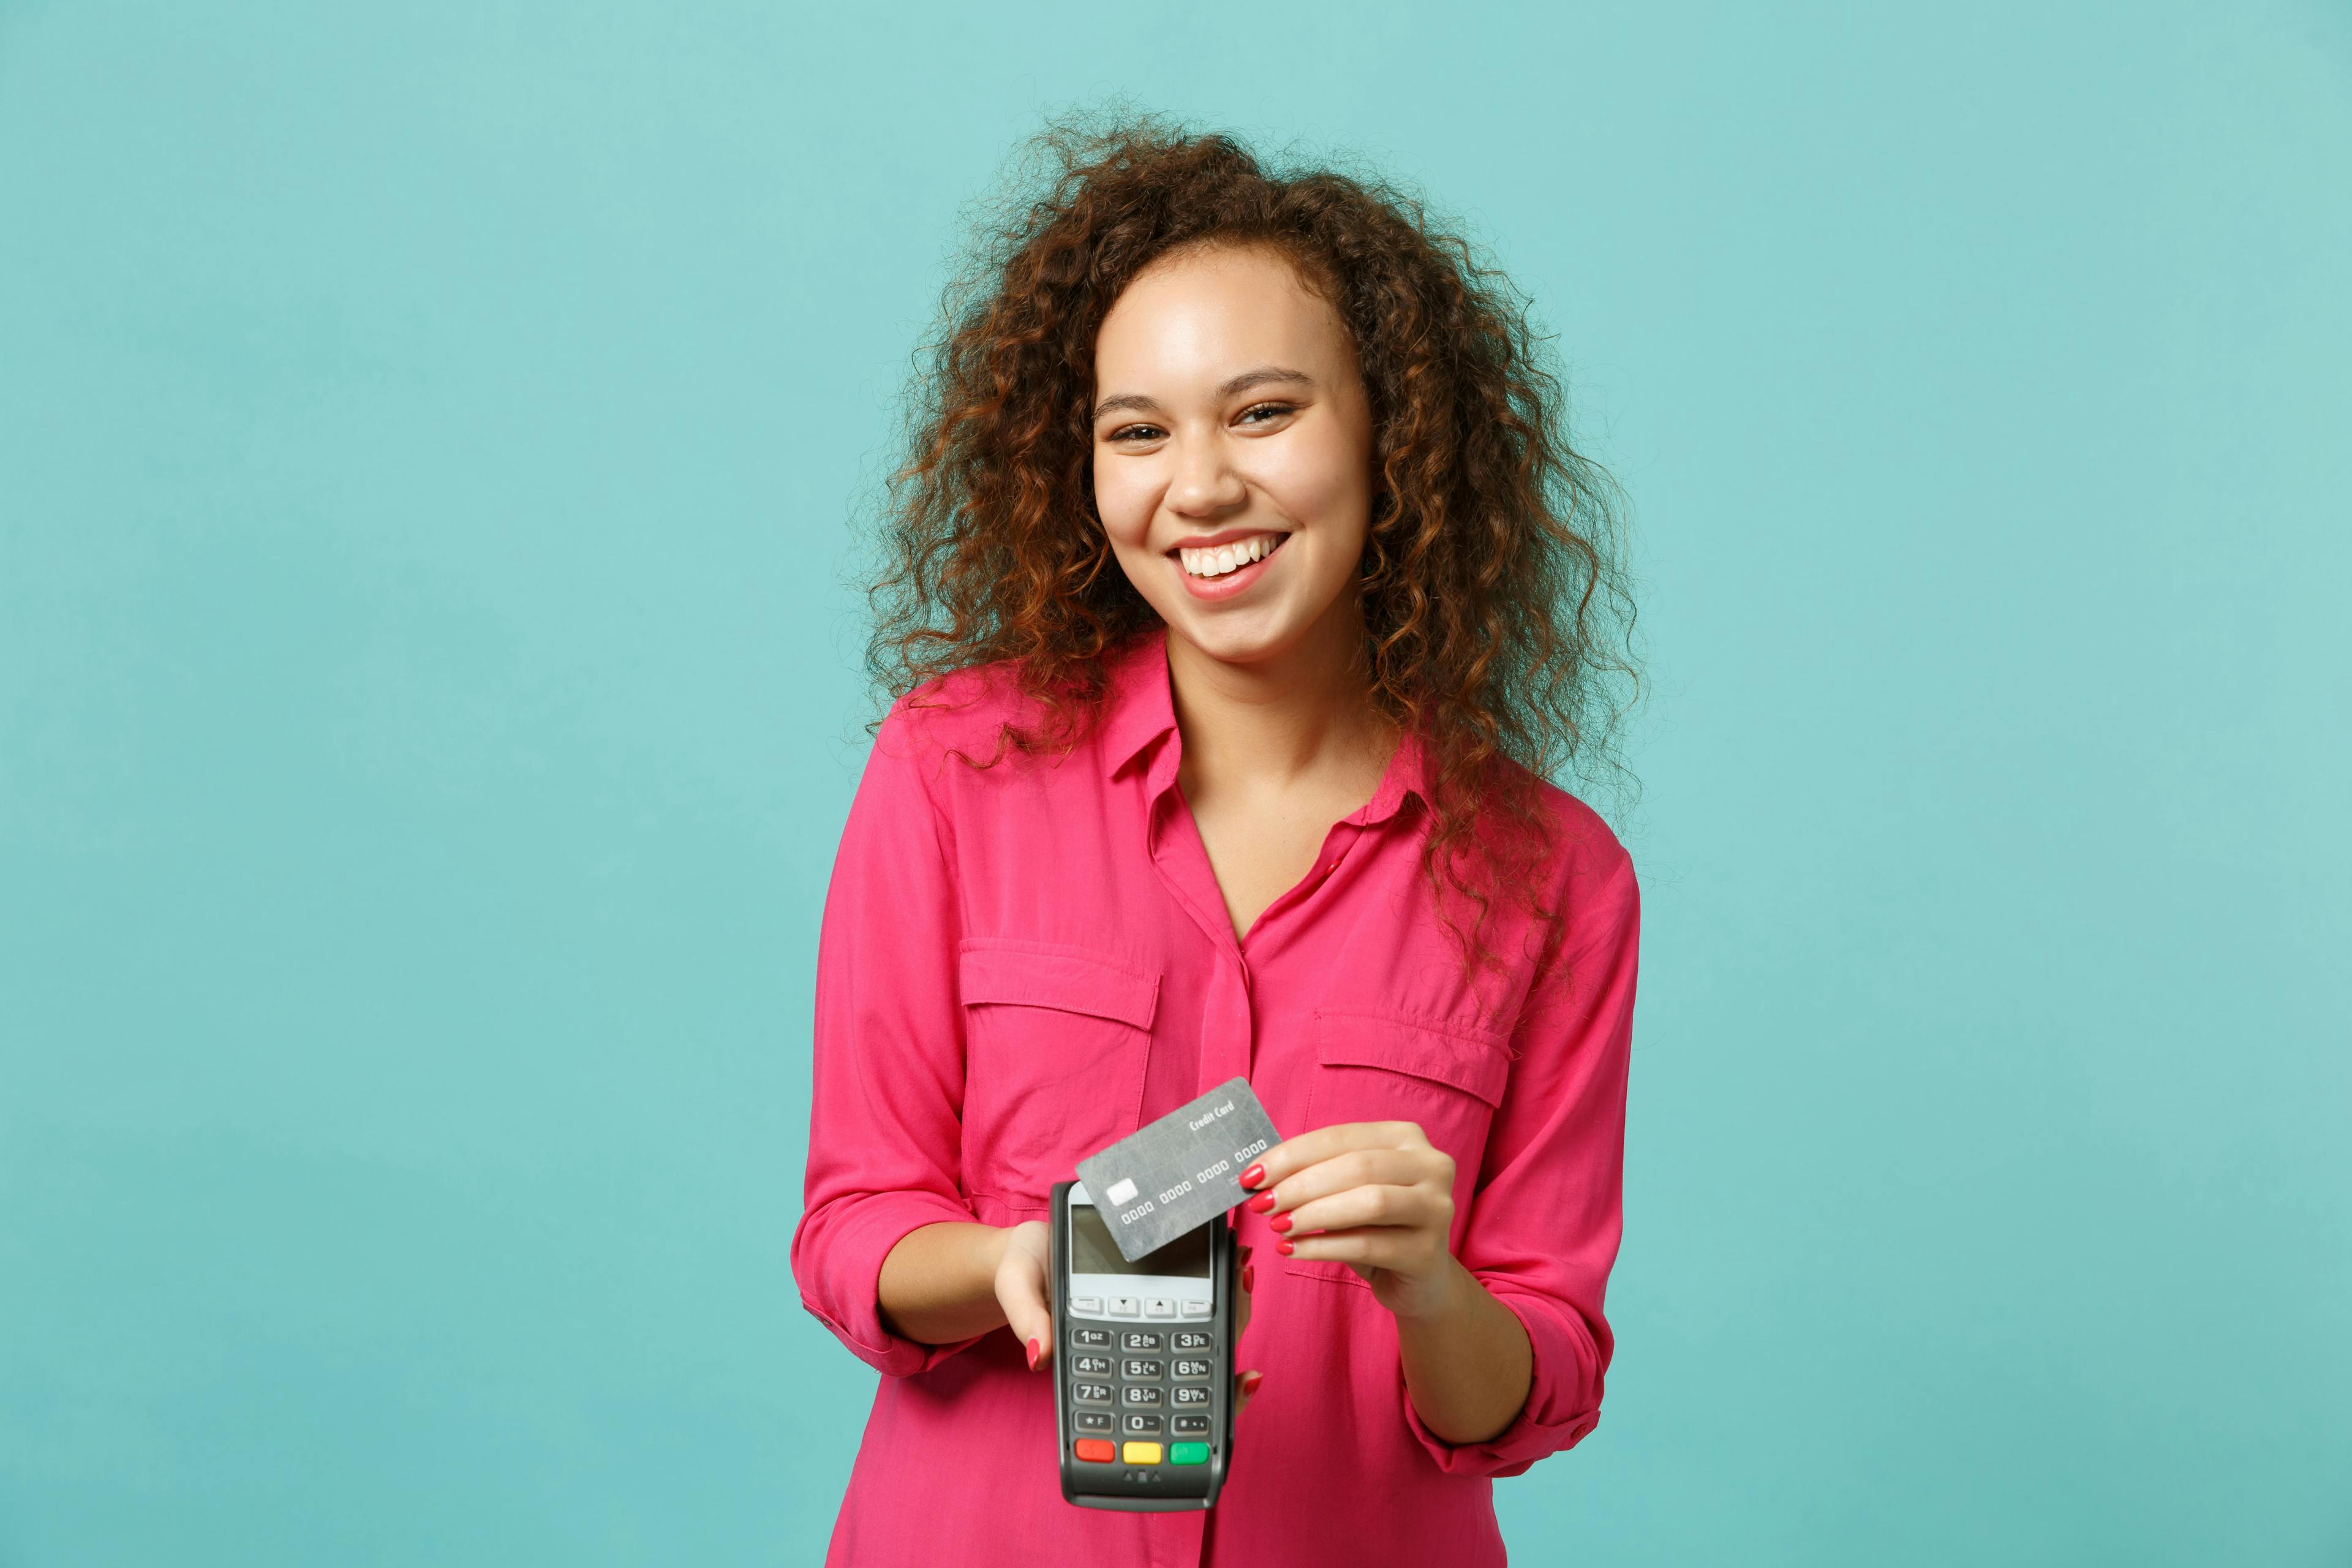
1178,534,1283,579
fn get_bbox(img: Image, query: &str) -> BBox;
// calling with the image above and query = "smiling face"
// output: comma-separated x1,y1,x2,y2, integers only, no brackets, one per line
1090,242,1378,671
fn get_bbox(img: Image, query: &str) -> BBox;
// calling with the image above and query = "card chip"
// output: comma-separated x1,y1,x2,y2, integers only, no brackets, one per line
1105,1178,1139,1206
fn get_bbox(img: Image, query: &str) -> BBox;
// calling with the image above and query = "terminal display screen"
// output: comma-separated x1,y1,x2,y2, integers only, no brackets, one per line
1069,1204,1209,1278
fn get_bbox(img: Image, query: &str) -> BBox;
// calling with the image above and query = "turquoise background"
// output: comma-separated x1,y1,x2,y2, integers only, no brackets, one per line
4,1,2347,1561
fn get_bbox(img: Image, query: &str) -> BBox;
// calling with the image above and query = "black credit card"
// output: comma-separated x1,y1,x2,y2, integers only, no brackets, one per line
1074,1078,1281,1262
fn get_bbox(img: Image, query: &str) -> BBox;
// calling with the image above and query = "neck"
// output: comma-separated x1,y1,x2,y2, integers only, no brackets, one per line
1164,597,1392,788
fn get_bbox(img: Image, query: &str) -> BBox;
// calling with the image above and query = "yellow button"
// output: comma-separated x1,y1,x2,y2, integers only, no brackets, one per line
1121,1441,1163,1464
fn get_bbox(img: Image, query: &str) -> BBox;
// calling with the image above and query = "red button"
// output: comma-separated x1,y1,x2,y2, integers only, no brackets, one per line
1074,1439,1115,1463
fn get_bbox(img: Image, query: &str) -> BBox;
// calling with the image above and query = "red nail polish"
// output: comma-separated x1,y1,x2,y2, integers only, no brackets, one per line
1268,1212,1293,1234
1245,1191,1276,1213
1242,1262,1254,1292
1276,1239,1294,1256
1242,1371,1264,1395
1026,1338,1040,1370
1239,1164,1265,1189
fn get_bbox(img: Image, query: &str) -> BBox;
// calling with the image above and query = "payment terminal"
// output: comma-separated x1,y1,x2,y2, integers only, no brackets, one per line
1050,1179,1238,1510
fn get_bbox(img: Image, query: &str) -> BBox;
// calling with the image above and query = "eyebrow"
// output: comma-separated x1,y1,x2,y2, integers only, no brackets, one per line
1091,366,1315,421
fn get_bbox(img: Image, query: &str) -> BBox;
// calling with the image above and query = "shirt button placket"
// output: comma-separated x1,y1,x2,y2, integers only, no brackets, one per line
1197,949,1255,1096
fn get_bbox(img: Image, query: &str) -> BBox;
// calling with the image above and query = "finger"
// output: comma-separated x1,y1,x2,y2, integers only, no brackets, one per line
1278,1181,1450,1241
1246,1147,1440,1219
1276,1224,1442,1273
999,1267,1054,1370
1242,1120,1430,1191
1235,1368,1264,1416
1235,1244,1254,1337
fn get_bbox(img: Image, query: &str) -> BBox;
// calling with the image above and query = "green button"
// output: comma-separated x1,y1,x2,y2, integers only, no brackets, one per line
1169,1442,1209,1466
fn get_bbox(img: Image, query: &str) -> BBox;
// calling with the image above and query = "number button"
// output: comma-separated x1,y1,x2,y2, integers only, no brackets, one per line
1123,1358,1163,1380
1121,1386,1163,1407
1122,1412,1163,1435
1171,1385,1208,1406
1122,1332,1162,1351
1072,1355,1111,1376
1172,1332,1212,1351
1073,1383,1113,1404
1072,1329,1112,1348
1172,1359,1210,1380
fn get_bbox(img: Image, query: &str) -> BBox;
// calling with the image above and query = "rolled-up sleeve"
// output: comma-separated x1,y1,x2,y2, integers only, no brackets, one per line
1403,848,1640,1477
790,698,984,1378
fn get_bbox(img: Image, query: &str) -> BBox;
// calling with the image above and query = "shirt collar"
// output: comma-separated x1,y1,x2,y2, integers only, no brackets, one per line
1096,625,1432,826
1098,626,1180,779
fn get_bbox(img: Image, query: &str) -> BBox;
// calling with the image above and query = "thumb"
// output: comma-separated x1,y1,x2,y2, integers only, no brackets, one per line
998,1257,1055,1370
1008,1292,1054,1369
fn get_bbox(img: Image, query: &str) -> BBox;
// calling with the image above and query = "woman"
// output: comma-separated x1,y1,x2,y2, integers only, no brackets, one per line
792,113,1641,1566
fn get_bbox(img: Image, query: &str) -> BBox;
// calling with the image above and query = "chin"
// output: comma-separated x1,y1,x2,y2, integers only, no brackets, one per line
1161,606,1310,668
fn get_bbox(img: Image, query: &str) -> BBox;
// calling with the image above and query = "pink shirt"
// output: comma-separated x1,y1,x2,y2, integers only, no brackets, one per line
792,628,1640,1567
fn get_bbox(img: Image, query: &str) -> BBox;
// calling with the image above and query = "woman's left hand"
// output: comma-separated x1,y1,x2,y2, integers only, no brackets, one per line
1241,1121,1459,1320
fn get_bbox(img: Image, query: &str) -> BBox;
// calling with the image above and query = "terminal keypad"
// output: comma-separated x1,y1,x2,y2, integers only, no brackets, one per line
1070,1316,1218,1469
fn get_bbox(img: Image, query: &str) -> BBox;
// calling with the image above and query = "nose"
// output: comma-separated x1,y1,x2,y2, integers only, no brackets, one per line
1164,429,1247,517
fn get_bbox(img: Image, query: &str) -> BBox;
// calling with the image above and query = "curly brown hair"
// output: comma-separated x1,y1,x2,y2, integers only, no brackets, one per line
857,105,1641,971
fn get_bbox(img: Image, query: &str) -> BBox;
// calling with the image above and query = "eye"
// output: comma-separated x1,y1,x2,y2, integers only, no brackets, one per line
1105,422,1165,444
1237,401,1296,426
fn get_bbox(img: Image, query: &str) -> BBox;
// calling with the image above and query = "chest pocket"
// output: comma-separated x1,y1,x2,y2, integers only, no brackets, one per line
958,938,1159,1212
1291,1008,1513,1287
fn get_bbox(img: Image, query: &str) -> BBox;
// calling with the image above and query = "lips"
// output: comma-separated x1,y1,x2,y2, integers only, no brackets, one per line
1172,531,1289,580
1167,530,1289,604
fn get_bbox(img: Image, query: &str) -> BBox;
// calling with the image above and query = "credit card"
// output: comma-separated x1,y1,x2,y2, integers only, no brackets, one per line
1074,1077,1282,1263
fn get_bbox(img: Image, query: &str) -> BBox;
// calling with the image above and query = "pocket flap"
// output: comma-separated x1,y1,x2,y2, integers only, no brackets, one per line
1313,1010,1511,1107
958,940,1160,1031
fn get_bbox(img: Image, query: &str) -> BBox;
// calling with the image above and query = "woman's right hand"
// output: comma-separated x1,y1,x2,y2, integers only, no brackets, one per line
1005,1227,1262,1417
994,1221,1055,1369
